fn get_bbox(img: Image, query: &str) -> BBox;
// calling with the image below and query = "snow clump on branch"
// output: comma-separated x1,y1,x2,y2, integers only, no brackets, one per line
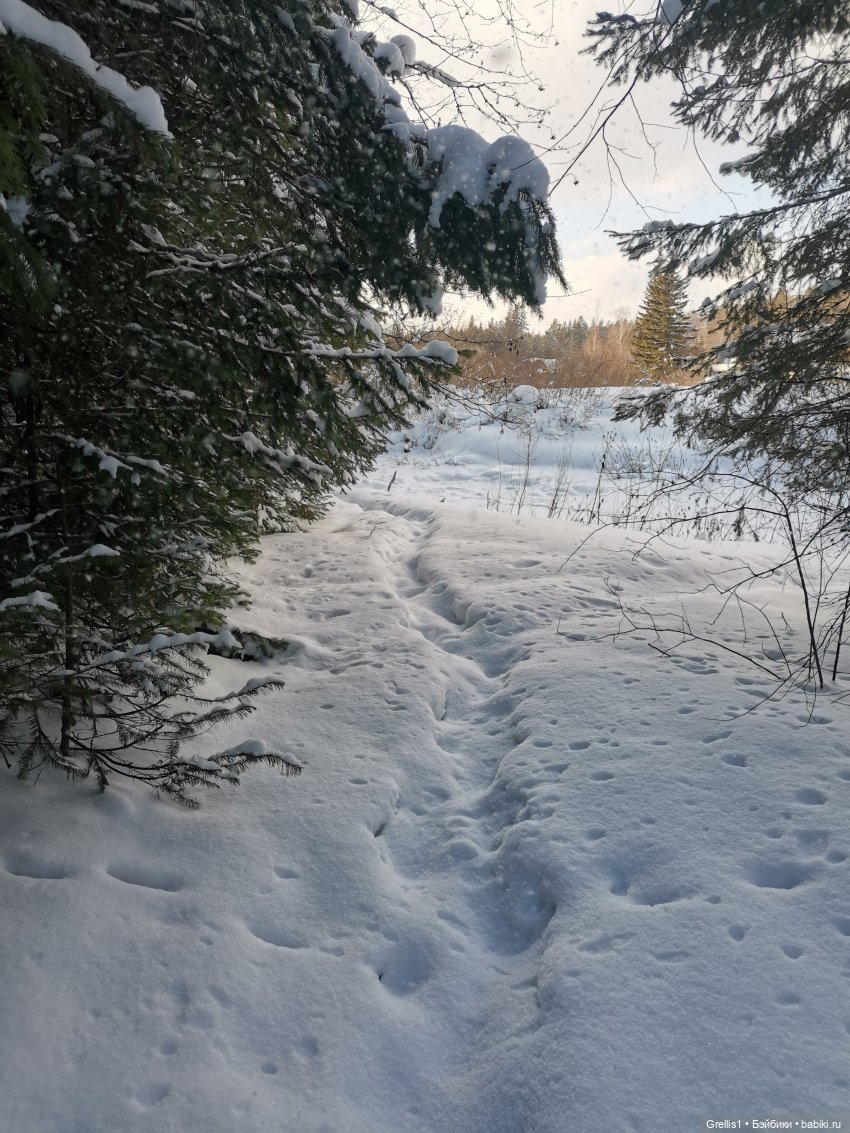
0,0,169,134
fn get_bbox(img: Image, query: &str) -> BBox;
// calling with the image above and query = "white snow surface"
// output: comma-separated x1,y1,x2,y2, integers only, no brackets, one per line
2,389,850,1131
360,385,706,528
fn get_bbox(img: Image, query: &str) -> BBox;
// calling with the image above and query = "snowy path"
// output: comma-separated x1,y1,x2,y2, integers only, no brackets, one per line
354,502,562,1127
2,494,850,1132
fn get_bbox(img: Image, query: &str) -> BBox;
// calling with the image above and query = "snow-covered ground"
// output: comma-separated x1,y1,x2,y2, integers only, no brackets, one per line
359,384,772,542
2,387,850,1132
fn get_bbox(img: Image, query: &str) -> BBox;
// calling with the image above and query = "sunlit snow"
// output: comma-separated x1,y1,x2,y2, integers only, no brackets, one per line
1,388,848,1132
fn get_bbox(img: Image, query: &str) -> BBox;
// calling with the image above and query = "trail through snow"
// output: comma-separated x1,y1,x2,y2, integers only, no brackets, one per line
2,493,850,1131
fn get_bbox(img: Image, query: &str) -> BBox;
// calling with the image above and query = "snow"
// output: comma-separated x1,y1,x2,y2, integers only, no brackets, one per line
2,387,850,1130
689,248,721,275
373,39,407,77
659,0,683,24
0,589,58,612
425,126,549,228
320,24,551,244
390,33,416,67
419,339,459,366
0,0,169,135
358,385,702,526
720,153,760,175
2,194,29,228
325,22,389,101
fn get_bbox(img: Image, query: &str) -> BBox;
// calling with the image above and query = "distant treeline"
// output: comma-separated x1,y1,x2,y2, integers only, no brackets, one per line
432,307,715,389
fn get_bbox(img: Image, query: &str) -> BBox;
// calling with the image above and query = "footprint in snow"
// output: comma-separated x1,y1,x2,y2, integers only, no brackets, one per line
376,939,432,995
248,922,307,949
776,991,801,1006
653,950,690,963
3,852,69,880
106,862,183,892
722,753,747,767
577,930,634,954
795,788,828,806
744,860,815,890
135,1082,170,1107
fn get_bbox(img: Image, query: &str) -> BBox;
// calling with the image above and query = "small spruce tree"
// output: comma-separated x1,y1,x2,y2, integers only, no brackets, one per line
630,268,693,380
586,0,850,500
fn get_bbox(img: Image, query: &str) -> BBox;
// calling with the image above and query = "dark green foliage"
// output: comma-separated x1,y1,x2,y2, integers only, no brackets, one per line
0,0,563,800
587,0,850,501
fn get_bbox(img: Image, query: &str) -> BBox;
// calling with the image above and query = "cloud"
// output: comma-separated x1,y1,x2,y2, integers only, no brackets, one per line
547,237,650,321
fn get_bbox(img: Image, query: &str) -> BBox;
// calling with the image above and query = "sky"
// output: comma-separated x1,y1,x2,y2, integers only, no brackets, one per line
521,0,758,325
368,0,763,326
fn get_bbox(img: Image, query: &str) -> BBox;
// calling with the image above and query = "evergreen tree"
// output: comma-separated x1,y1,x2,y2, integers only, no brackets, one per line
630,268,693,379
0,0,564,802
503,304,530,356
586,0,850,500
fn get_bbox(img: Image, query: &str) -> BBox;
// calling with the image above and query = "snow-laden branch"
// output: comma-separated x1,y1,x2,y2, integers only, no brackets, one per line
11,543,119,589
220,433,330,483
0,0,169,135
423,127,548,228
96,628,242,667
318,16,550,231
307,339,458,365
55,434,167,479
0,589,58,613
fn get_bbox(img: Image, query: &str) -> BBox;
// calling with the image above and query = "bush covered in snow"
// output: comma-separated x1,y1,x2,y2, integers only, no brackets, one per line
0,1,563,801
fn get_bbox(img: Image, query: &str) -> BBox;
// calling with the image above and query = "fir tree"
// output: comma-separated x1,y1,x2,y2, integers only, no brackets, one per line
0,0,565,802
586,0,850,501
630,268,693,379
503,304,530,355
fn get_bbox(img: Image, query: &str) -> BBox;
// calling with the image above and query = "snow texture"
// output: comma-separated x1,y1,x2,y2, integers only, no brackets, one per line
2,194,29,228
373,39,406,76
390,33,416,67
0,589,58,612
2,391,848,1131
425,126,549,227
